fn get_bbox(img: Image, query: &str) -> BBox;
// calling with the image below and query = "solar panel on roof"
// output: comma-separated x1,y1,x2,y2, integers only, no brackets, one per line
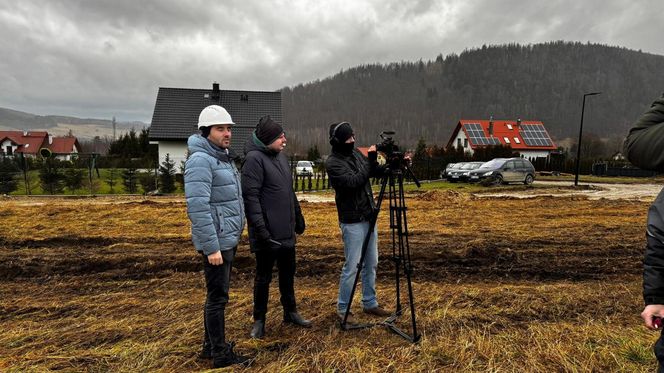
463,123,501,146
519,124,553,147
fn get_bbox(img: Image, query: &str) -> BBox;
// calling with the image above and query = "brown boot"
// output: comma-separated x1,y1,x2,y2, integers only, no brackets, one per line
363,306,391,317
337,311,357,325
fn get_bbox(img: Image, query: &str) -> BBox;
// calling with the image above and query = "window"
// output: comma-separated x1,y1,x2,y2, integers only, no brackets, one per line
464,139,468,148
503,137,510,144
507,124,513,130
457,138,462,148
6,146,12,155
514,137,521,144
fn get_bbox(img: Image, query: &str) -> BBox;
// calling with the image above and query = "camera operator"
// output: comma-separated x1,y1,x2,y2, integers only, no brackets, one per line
624,93,664,371
325,121,391,325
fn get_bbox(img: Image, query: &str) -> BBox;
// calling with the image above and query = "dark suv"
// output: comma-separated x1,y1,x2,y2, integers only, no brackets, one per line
468,157,536,185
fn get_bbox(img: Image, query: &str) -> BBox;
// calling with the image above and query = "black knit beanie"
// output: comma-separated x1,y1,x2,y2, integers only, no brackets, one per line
328,122,353,144
255,116,284,145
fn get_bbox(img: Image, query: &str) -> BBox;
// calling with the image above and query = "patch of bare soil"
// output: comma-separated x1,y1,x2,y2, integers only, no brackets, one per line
0,191,646,284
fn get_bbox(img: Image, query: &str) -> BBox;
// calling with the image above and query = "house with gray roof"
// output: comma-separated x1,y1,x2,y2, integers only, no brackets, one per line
148,82,282,168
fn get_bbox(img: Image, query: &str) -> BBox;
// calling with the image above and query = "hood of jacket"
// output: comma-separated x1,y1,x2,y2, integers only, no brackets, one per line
188,134,234,162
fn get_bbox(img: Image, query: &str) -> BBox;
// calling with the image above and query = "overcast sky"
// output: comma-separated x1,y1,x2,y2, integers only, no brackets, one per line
1,0,662,123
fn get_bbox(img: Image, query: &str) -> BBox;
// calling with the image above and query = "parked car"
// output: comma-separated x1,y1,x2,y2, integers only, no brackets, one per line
440,162,462,179
467,157,536,185
296,160,314,176
446,162,485,182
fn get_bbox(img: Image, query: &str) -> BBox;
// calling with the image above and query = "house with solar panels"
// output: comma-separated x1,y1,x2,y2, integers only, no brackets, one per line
446,118,557,158
148,82,282,167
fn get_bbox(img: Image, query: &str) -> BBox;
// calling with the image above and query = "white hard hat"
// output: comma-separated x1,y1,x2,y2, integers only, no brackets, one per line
197,105,235,128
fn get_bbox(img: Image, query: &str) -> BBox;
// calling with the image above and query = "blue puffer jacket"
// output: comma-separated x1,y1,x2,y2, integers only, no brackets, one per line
185,134,244,255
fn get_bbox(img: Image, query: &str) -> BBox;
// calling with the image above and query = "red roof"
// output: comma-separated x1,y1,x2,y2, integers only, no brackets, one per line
0,131,80,155
0,131,48,155
446,120,557,151
357,147,369,157
46,137,80,154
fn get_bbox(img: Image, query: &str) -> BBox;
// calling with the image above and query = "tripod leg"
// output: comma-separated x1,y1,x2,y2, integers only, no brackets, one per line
397,170,420,342
389,172,402,315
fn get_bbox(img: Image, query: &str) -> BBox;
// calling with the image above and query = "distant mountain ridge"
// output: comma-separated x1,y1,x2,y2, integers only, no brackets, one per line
0,107,147,140
282,41,664,151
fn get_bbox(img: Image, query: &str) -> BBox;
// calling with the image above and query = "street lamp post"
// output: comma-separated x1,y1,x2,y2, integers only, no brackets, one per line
574,92,601,186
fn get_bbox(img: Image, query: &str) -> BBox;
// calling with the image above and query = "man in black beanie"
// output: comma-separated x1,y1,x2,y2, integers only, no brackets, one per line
241,115,310,339
325,121,391,325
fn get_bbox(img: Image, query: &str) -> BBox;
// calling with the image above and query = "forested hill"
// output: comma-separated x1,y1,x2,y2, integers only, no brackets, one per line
281,41,664,151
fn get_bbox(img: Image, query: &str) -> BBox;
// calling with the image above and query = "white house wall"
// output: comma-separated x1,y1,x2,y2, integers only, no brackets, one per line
156,141,188,172
1,139,18,155
520,150,551,159
452,131,473,155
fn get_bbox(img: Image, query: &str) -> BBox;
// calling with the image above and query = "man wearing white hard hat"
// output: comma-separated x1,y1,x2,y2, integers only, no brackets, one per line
184,105,249,368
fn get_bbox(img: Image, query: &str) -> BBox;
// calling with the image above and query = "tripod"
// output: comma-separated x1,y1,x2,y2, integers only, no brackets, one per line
340,158,421,343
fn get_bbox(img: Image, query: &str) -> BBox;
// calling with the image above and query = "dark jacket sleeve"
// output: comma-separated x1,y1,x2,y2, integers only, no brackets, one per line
241,154,271,241
624,94,664,171
326,155,370,190
645,189,664,305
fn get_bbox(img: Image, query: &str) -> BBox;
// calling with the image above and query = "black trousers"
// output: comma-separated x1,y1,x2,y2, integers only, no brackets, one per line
253,246,297,320
202,248,235,356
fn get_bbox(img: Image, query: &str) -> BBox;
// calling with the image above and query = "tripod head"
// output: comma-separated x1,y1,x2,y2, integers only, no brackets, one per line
374,131,420,187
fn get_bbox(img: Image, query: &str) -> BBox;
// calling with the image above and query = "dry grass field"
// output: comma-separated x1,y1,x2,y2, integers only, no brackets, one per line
0,189,658,372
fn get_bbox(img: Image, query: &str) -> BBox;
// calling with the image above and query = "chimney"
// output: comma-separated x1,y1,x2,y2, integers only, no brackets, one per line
23,130,28,136
488,115,494,136
516,118,522,128
211,82,220,101
48,135,53,145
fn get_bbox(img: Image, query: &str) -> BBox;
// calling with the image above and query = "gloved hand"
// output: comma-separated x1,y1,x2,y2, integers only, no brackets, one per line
295,214,305,235
256,226,271,242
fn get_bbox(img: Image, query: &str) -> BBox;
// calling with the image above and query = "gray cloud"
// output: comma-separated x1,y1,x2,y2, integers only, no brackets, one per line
0,0,662,122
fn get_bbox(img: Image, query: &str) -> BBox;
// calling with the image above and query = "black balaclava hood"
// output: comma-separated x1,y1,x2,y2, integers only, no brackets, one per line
329,122,354,155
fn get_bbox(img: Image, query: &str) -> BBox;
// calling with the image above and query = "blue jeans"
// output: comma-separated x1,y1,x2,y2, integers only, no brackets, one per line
337,221,379,313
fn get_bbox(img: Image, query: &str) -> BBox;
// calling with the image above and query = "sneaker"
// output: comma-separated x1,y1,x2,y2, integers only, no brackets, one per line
363,306,391,317
212,342,251,368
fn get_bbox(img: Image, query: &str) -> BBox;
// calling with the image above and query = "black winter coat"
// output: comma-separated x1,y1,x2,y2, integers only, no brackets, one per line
241,136,304,252
325,147,382,223
624,93,664,305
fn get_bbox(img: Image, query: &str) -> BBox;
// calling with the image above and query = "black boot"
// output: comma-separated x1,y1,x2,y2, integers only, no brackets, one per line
284,311,312,328
199,341,212,359
250,319,265,339
212,342,251,368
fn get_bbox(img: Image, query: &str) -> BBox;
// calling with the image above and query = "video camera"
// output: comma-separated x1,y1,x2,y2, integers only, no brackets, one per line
375,131,406,169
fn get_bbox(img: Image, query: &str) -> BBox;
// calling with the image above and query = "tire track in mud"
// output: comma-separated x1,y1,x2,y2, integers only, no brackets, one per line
0,233,642,282
0,235,254,281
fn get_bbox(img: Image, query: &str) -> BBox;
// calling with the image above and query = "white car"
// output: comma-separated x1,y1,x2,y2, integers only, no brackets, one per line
296,161,314,176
